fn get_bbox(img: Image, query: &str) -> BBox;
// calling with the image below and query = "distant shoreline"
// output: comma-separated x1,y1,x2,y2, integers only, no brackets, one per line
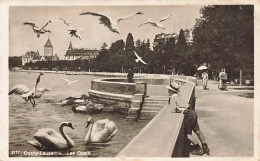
12,70,172,78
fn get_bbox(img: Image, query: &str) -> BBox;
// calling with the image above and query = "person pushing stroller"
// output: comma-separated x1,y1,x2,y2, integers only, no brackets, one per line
201,70,208,90
219,68,228,90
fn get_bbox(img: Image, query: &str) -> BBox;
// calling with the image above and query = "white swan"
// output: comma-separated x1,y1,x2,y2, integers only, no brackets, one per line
85,118,118,145
20,87,51,107
139,12,173,30
79,11,143,34
8,84,30,95
9,73,47,107
27,122,75,151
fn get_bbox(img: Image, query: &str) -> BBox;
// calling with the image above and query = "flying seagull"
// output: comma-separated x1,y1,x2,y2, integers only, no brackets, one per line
62,77,79,85
23,20,52,38
68,29,81,40
139,13,173,30
59,18,71,26
79,11,144,34
59,19,81,40
134,51,147,65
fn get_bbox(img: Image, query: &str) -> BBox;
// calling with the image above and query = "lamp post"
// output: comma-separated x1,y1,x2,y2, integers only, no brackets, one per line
239,70,242,86
88,60,91,72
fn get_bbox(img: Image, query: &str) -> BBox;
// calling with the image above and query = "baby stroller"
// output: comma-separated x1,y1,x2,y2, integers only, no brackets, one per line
218,79,227,90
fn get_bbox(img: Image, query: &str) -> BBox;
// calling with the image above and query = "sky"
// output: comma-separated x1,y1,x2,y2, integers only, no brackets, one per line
9,5,203,59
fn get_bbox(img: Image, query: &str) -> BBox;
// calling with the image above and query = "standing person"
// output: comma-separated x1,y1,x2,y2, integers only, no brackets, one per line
219,68,228,90
201,70,208,90
127,69,134,83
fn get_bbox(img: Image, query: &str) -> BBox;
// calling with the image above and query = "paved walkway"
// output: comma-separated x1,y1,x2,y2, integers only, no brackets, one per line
143,80,254,157
192,80,254,157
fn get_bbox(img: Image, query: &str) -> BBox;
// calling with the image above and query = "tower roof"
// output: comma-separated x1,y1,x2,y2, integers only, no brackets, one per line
68,41,73,49
44,37,53,48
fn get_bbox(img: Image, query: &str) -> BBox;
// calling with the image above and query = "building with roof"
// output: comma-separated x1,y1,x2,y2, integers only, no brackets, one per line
64,41,99,60
22,50,41,65
153,29,193,48
44,37,53,57
43,37,59,61
22,37,59,65
153,33,179,48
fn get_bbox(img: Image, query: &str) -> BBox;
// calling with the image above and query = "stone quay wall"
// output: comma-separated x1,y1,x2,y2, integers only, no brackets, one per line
88,76,196,157
117,77,196,157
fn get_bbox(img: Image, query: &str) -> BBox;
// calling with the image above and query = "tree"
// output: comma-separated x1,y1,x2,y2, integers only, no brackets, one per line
101,42,108,50
124,33,136,70
9,56,22,69
93,42,109,71
135,39,142,48
176,29,187,47
125,33,135,51
173,29,188,74
107,40,125,72
192,5,254,80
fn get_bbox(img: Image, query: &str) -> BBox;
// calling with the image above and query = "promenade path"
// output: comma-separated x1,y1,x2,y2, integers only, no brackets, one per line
146,80,254,157
192,80,254,157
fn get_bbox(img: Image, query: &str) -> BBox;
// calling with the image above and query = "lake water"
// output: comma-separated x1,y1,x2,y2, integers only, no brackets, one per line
9,72,150,157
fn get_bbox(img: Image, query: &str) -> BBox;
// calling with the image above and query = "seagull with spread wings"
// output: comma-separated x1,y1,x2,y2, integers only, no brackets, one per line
59,18,81,40
79,11,143,34
59,18,71,26
23,20,52,38
134,51,147,65
68,29,81,40
62,77,79,85
139,13,173,30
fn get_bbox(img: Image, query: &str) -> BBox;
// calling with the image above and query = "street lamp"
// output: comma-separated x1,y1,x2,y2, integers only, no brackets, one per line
88,59,91,72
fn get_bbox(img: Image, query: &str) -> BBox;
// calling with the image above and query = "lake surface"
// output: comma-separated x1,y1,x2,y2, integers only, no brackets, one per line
9,72,150,157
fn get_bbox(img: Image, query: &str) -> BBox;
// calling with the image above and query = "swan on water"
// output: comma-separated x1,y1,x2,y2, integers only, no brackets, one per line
23,20,52,38
134,51,147,65
20,87,51,107
8,84,30,96
139,12,173,30
27,122,75,151
79,11,143,34
9,73,48,107
85,118,118,145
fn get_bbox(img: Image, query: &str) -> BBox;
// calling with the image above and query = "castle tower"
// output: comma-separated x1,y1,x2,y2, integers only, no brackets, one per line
68,41,73,50
44,37,53,57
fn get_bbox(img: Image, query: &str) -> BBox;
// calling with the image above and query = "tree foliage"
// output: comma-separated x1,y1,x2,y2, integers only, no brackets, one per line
192,5,254,79
9,56,22,68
